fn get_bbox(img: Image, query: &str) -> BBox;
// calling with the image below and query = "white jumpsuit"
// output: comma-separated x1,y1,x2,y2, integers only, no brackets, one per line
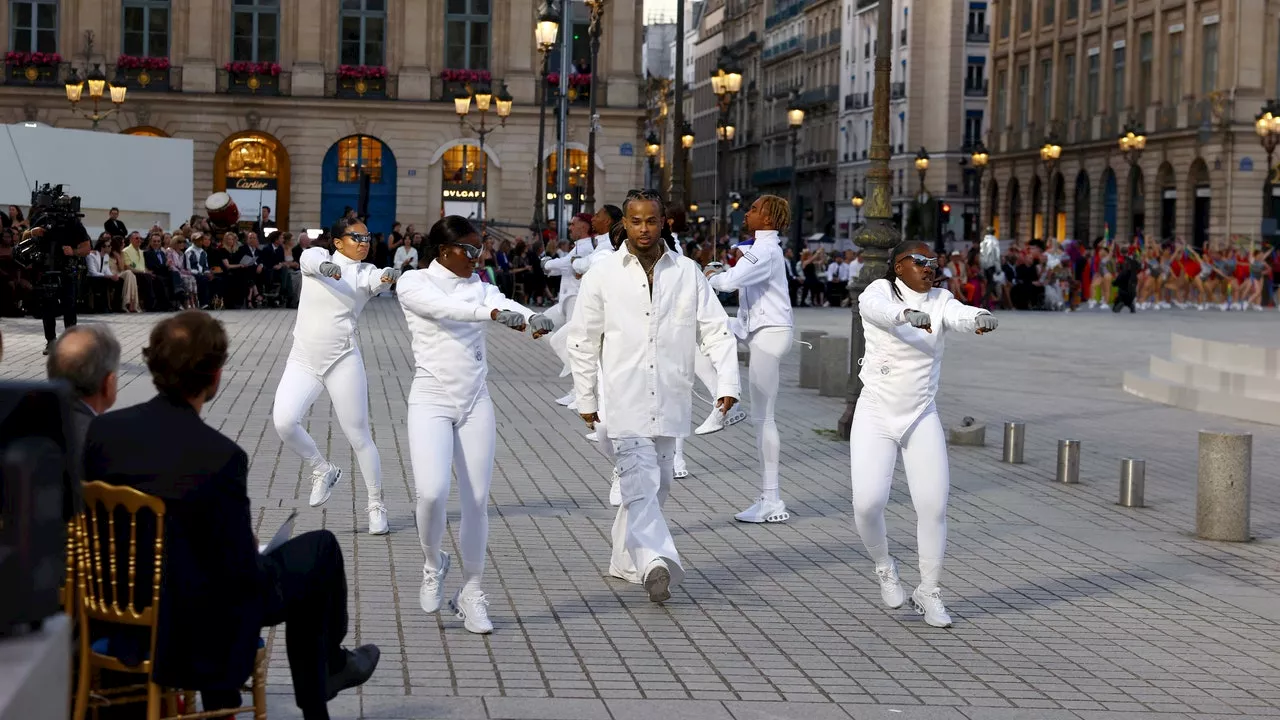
272,246,391,505
397,261,536,593
851,277,990,591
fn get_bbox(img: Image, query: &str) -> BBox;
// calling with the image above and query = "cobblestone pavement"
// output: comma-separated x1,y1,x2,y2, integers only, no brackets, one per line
3,303,1279,720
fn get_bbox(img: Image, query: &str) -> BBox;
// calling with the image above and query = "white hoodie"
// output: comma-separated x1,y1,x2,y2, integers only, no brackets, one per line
708,229,794,338
858,278,990,440
287,246,392,375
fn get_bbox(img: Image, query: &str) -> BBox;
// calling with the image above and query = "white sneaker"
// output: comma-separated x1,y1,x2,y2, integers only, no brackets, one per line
643,560,671,603
555,392,574,407
450,589,493,634
673,454,689,479
735,495,790,523
308,464,341,507
693,406,748,436
585,431,598,442
419,552,451,614
910,587,954,628
609,467,622,507
367,502,388,535
874,560,906,609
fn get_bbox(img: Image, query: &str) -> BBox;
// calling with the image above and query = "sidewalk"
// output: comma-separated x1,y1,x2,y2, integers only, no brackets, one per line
3,303,1277,719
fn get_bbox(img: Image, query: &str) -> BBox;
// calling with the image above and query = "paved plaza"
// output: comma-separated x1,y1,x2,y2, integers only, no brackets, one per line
3,303,1280,720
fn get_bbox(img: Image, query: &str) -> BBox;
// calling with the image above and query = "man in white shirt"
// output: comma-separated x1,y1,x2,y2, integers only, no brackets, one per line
568,190,740,602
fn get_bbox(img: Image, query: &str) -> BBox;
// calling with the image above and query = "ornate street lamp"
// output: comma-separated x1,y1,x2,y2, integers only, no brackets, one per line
681,122,695,150
531,2,559,231
969,140,989,231
914,147,930,195
711,53,743,240
689,202,699,213
1040,133,1063,243
583,0,606,212
1257,100,1280,170
851,193,864,225
65,32,127,130
1118,122,1146,167
787,91,806,249
645,131,661,188
457,82,513,233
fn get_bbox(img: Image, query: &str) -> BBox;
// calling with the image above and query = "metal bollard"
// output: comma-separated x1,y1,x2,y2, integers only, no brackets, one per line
1002,422,1025,464
1119,458,1145,507
798,330,828,389
1196,431,1252,541
1056,440,1080,484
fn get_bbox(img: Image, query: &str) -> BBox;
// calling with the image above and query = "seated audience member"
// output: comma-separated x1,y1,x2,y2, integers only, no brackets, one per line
47,324,120,517
83,311,379,720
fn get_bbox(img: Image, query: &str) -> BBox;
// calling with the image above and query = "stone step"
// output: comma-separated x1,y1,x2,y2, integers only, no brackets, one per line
1148,355,1280,402
1122,370,1280,426
1171,333,1280,379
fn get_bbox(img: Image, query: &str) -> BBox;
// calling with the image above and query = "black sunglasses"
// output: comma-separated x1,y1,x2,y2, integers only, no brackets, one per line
449,242,482,260
902,253,938,269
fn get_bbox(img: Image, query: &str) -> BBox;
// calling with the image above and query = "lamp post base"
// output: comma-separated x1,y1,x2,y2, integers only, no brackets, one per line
837,217,901,439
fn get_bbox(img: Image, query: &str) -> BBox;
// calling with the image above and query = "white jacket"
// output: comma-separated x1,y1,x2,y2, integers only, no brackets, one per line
543,236,597,299
568,247,741,439
288,247,392,375
979,234,1000,270
708,230,794,338
397,261,535,413
858,278,990,440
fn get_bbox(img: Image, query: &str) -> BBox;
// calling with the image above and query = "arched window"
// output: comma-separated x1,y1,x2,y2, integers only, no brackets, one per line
442,145,484,187
546,149,590,202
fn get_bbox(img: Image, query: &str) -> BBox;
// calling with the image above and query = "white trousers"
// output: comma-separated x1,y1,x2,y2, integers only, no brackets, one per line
272,351,382,503
407,395,496,593
849,401,949,590
547,294,578,381
691,326,793,495
608,436,684,588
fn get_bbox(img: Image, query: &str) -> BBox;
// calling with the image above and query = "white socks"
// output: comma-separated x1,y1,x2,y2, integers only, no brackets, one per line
866,542,892,568
919,558,943,591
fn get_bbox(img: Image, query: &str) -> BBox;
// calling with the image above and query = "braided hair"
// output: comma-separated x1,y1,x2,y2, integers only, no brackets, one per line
425,215,478,263
755,194,791,232
883,239,931,300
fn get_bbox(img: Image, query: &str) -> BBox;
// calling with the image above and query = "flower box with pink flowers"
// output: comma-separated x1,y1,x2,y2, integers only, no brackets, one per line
116,55,172,91
222,61,282,95
4,51,63,87
336,65,388,98
439,68,492,101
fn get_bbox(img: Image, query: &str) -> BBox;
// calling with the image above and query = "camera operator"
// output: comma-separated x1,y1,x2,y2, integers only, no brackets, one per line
16,185,92,354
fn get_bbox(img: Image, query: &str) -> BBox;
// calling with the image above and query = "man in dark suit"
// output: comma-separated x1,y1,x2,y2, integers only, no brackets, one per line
83,312,378,720
45,324,120,519
104,207,127,238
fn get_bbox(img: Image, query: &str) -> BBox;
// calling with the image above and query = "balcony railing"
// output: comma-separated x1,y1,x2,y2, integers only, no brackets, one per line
1156,104,1178,132
964,80,988,97
857,0,879,8
799,85,839,108
844,93,854,110
752,166,794,187
899,28,907,45
891,82,906,99
113,60,181,92
330,72,395,99
218,68,290,96
966,27,990,43
863,43,870,59
3,60,63,87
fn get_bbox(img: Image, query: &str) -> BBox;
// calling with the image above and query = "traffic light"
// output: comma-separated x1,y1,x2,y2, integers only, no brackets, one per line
939,202,951,224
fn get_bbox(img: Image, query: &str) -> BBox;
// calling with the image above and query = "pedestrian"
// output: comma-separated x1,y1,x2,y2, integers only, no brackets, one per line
699,194,796,523
397,216,553,634
568,189,741,602
271,218,400,535
849,240,998,628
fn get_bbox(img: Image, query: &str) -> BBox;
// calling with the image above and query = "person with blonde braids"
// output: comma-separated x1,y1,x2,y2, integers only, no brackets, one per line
697,195,798,523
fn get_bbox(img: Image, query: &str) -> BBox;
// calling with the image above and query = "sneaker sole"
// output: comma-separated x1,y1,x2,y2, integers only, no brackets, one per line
735,510,791,523
908,594,953,628
368,524,389,536
882,591,906,609
644,566,671,603
448,597,493,634
309,468,342,508
673,470,689,479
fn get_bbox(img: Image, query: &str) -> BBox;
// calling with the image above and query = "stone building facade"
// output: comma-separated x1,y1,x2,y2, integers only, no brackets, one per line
987,0,1280,248
0,0,647,235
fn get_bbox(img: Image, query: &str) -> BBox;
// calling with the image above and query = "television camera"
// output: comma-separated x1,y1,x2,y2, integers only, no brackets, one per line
13,183,89,271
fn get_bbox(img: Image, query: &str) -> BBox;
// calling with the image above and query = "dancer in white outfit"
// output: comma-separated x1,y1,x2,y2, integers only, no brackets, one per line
700,195,797,523
851,240,997,628
273,219,399,535
568,189,741,602
397,216,554,634
544,213,598,407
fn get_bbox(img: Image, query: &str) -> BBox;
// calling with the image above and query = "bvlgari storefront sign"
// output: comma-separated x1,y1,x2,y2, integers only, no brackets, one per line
444,188,485,200
233,177,278,190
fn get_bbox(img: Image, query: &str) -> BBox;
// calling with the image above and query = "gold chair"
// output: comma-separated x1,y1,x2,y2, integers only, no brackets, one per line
63,517,80,616
73,481,267,720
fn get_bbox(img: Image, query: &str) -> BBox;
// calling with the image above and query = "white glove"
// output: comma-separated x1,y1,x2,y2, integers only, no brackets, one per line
903,309,932,331
540,256,553,273
319,261,341,279
571,257,592,275
975,314,998,332
380,268,401,284
493,310,526,329
529,314,555,334
704,263,726,278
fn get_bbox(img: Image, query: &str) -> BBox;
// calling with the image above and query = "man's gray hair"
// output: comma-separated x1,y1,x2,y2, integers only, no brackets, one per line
46,325,121,399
